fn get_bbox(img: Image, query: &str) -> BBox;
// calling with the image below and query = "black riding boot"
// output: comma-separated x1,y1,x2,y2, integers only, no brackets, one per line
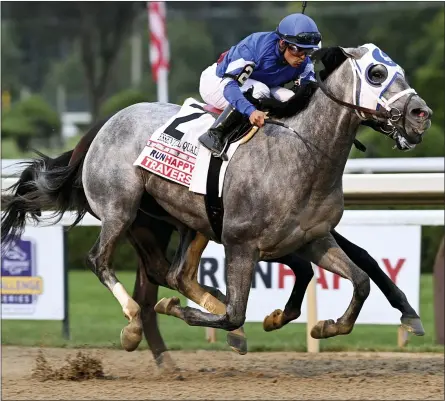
198,104,243,161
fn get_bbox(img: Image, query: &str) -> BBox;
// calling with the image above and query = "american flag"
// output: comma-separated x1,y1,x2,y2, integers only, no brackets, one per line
148,1,170,83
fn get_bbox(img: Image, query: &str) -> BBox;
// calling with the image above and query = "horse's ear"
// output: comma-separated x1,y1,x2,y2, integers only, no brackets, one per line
339,47,368,59
312,47,348,76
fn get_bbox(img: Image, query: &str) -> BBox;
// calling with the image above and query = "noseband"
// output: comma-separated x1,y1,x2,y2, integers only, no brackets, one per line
313,56,417,140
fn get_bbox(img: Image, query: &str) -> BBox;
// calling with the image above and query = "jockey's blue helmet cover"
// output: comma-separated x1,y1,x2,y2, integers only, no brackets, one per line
276,13,322,49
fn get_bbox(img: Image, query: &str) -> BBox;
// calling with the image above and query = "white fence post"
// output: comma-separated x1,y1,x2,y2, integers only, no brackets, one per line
306,275,319,353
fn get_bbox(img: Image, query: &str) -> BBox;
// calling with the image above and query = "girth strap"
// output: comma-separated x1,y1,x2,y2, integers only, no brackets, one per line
204,157,224,242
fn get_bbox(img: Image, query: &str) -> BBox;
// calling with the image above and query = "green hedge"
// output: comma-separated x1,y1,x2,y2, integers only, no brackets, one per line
99,89,149,119
1,95,61,151
66,225,442,274
66,226,179,272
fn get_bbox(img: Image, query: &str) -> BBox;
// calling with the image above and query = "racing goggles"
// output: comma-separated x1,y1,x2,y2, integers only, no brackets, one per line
287,44,315,57
279,31,322,48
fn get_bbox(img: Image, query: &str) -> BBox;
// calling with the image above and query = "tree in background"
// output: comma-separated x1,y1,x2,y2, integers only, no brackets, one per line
1,95,61,151
283,2,444,159
77,2,143,121
2,1,443,153
2,2,143,121
1,21,23,101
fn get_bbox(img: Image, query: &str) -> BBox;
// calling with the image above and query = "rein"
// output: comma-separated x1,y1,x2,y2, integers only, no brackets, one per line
314,69,391,120
264,119,367,152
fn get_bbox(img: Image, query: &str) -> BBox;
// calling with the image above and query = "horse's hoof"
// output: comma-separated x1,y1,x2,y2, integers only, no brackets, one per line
310,319,336,339
155,352,178,372
227,332,247,355
401,316,425,336
263,309,283,332
154,297,180,315
120,323,143,352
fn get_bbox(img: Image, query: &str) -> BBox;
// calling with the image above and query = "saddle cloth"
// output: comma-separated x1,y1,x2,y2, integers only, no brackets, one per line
133,97,244,196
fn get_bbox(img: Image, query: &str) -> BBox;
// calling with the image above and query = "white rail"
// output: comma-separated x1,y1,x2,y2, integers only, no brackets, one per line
343,157,444,173
342,173,444,195
3,157,444,176
14,209,444,228
3,173,444,198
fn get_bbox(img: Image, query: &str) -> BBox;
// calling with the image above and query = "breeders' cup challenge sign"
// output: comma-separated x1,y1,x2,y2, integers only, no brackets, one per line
1,226,65,320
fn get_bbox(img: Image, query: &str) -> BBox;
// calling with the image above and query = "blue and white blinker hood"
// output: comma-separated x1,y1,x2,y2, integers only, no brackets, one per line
347,43,416,120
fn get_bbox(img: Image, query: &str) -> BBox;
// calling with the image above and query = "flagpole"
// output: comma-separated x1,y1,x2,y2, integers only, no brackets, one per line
157,67,169,103
148,1,169,103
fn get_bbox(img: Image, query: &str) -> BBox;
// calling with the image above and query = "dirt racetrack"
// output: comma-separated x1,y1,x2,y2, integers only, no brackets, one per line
2,346,444,400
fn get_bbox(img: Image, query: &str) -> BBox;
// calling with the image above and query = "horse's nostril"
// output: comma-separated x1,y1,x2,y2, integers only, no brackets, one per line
410,108,429,119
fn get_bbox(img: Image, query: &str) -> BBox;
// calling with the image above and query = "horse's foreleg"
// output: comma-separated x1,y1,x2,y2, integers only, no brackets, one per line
298,234,370,339
156,230,247,354
332,230,424,336
156,243,256,332
263,253,314,331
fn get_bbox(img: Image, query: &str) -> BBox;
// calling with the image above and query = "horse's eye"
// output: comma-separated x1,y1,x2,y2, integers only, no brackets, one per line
367,64,388,85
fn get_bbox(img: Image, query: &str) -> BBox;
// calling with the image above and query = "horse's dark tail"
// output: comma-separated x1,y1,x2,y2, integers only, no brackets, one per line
32,152,88,226
1,150,80,245
1,114,113,248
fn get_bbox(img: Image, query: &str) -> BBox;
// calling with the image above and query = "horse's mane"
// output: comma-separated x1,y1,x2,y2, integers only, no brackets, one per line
243,47,347,119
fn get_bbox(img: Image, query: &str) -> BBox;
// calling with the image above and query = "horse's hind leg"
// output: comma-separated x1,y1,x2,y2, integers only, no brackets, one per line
126,215,176,368
85,191,145,352
298,233,371,339
156,229,247,354
132,262,176,369
155,243,257,332
86,219,143,351
263,253,314,331
331,230,424,336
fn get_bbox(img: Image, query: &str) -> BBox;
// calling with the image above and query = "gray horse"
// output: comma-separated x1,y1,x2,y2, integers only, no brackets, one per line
4,44,432,353
2,107,426,364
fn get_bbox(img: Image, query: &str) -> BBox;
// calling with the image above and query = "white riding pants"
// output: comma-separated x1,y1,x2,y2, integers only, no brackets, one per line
199,63,295,113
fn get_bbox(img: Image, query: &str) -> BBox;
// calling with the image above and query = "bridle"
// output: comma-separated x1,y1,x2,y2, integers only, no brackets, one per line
312,52,417,142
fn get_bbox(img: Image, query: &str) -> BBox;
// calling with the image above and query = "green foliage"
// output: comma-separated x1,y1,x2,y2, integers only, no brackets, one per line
167,19,216,104
411,11,445,129
1,22,23,98
98,89,149,119
41,42,87,102
66,226,137,272
1,95,61,151
421,226,444,274
1,114,35,138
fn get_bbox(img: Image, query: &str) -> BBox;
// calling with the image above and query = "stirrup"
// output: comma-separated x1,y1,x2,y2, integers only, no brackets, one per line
212,141,229,161
199,132,229,161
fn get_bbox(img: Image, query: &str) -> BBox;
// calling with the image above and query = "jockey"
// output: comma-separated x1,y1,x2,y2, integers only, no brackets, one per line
198,13,322,160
